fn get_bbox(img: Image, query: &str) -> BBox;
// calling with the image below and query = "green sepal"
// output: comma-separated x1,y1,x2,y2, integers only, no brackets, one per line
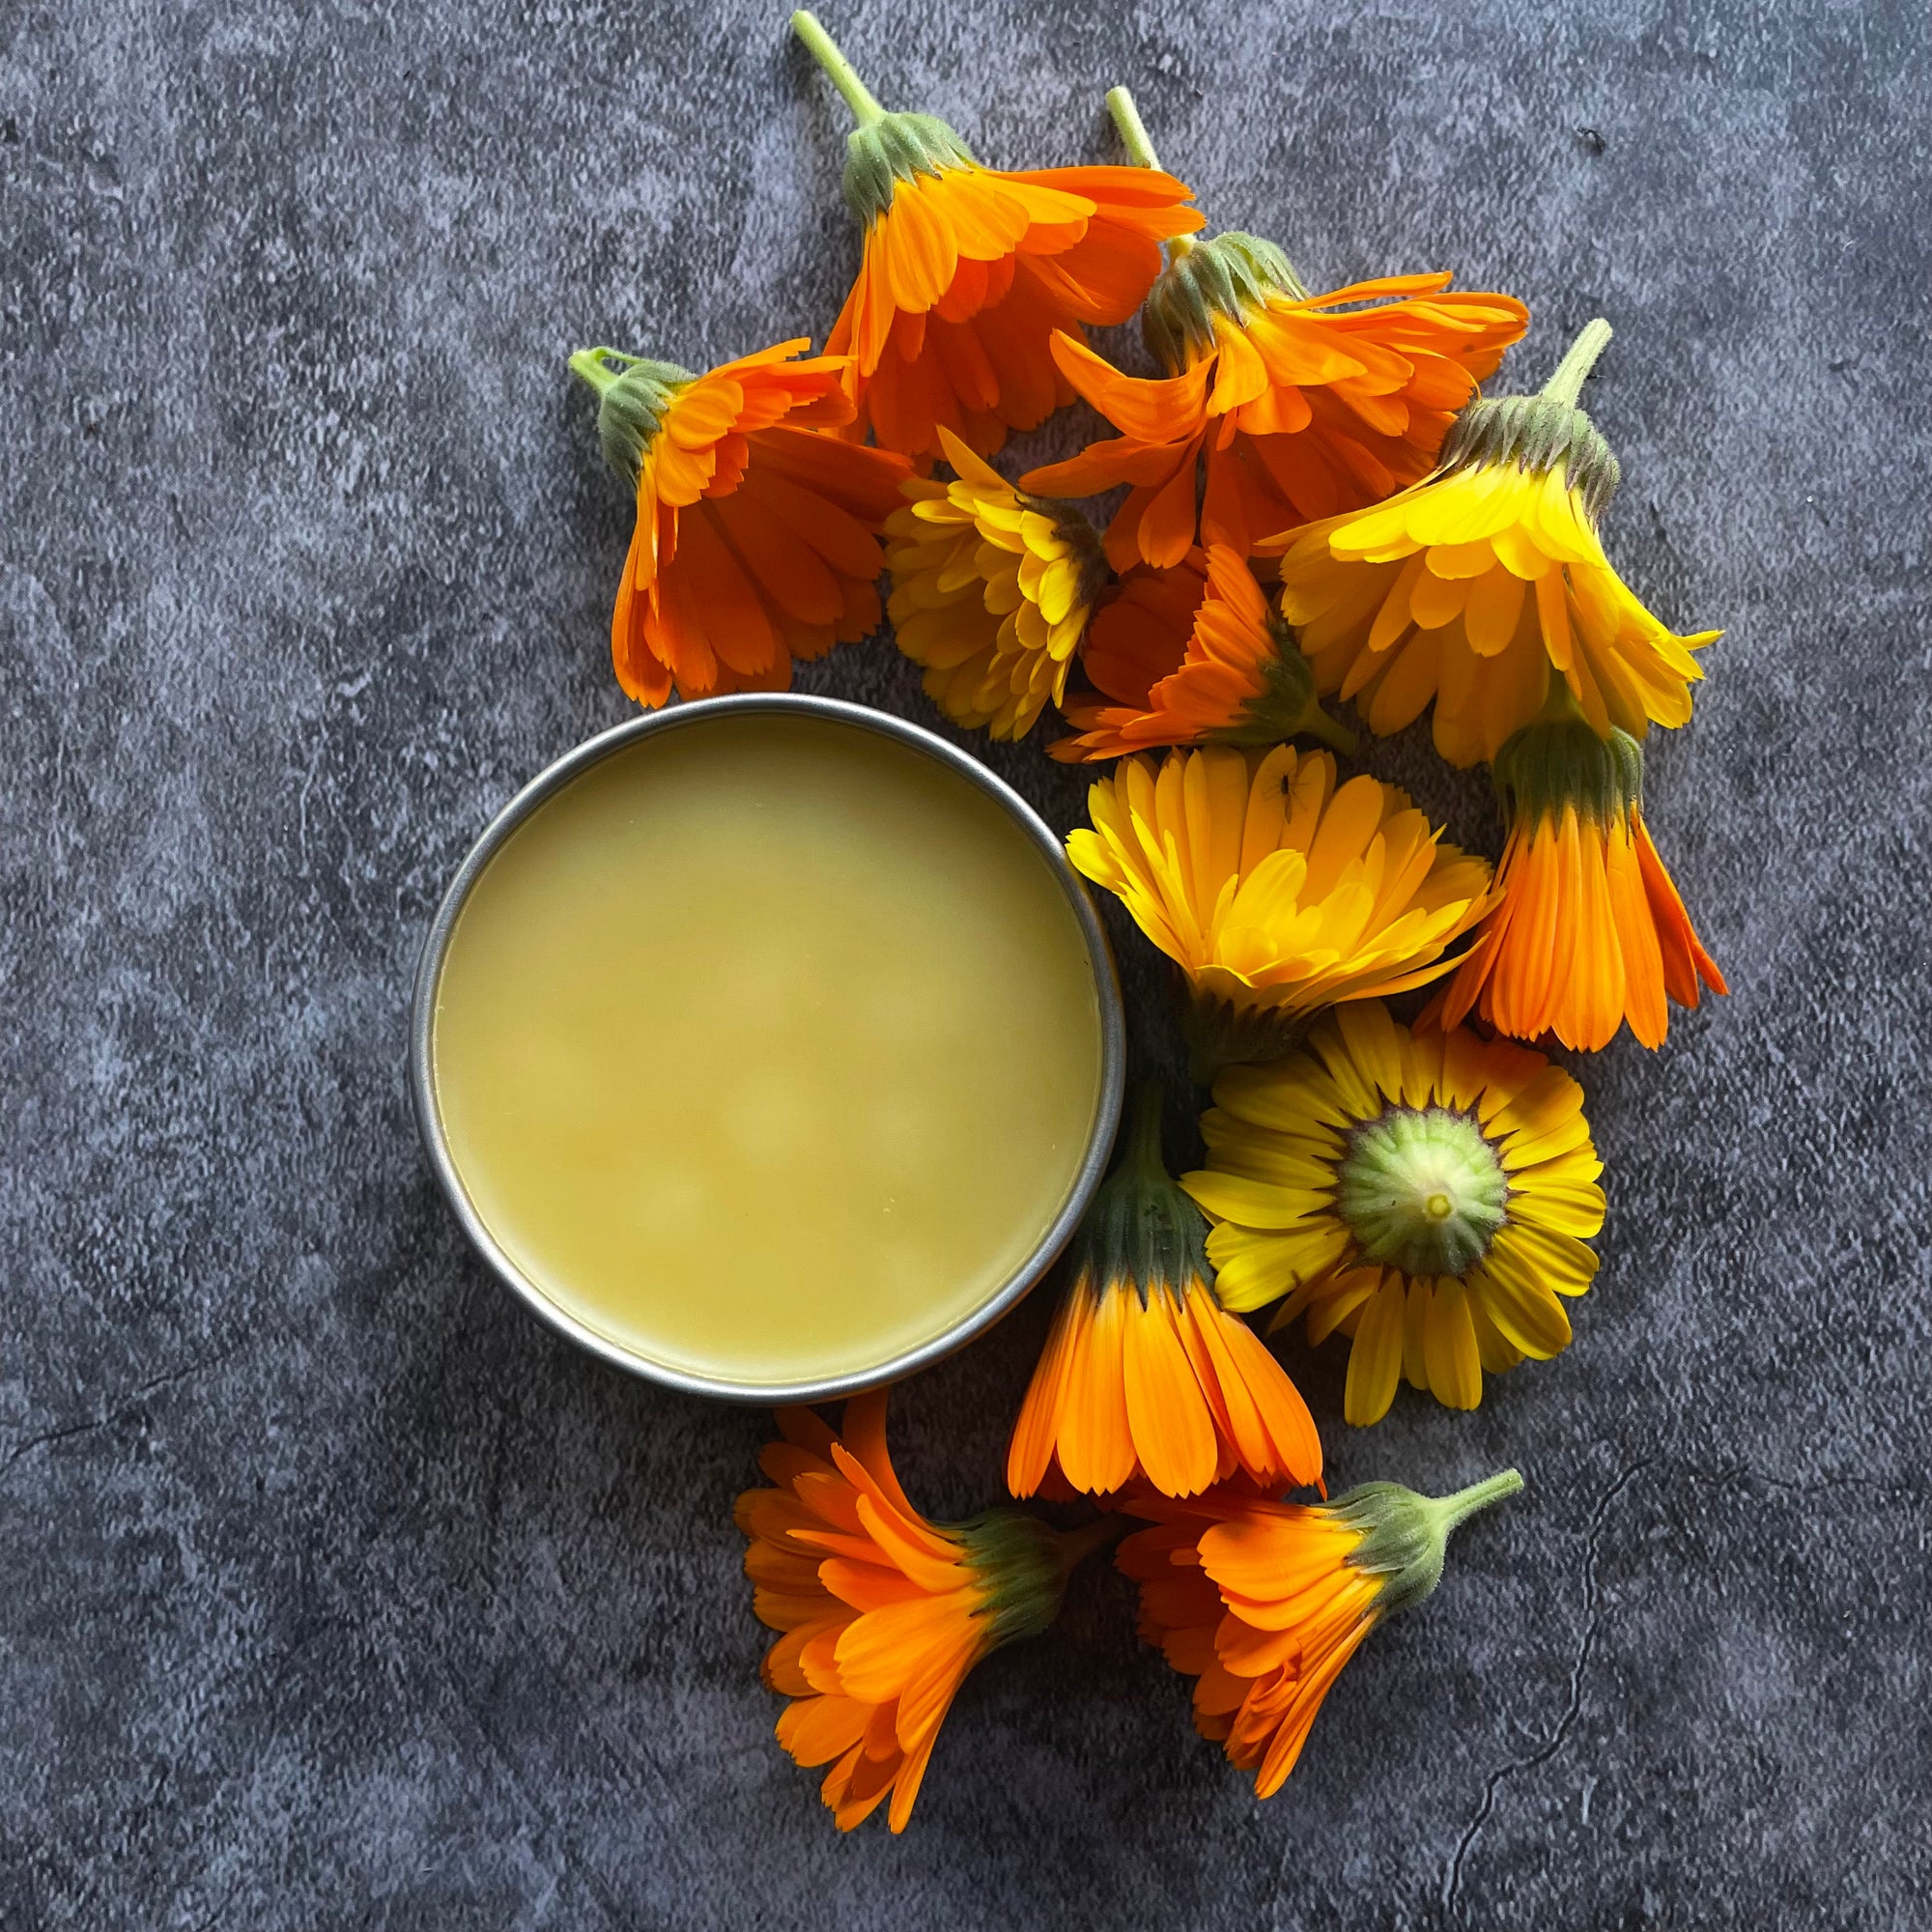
1329,1470,1523,1620
1492,711,1644,831
1178,976,1316,1088
1212,612,1357,754
1143,231,1308,372
1436,393,1622,523
953,1509,1103,1647
570,348,696,489
841,110,977,226
1066,1082,1210,1304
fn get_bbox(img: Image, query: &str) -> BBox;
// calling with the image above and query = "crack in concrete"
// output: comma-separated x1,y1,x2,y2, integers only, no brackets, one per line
1442,1455,1660,1922
0,1342,251,1486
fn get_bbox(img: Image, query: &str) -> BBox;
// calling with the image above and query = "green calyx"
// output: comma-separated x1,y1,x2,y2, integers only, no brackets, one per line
1493,704,1645,832
568,347,695,489
1068,1082,1212,1305
1330,1470,1523,1620
1143,231,1309,373
791,12,976,225
954,1510,1113,1647
1334,1107,1508,1277
1435,316,1621,521
1179,980,1315,1088
1214,611,1357,754
841,112,977,225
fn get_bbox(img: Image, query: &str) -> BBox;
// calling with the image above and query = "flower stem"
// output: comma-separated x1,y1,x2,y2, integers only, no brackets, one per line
1057,1516,1125,1573
1122,1079,1169,1180
1433,1467,1524,1536
1541,318,1613,409
791,11,884,126
1107,86,1193,261
567,347,624,396
1106,86,1162,171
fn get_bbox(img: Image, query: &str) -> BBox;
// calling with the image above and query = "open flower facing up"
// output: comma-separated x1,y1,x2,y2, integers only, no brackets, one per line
1264,318,1720,768
738,1393,1104,1833
1054,544,1352,761
1430,704,1727,1050
1018,91,1526,568
884,426,1105,738
1184,1000,1603,1424
570,340,909,706
793,16,1203,464
1065,744,1492,1081
1120,1470,1521,1796
1007,1084,1321,1502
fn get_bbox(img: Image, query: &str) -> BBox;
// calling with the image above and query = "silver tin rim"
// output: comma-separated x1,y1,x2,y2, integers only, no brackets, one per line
409,692,1126,1405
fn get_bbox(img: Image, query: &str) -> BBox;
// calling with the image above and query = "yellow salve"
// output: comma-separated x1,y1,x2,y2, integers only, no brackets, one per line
431,710,1107,1388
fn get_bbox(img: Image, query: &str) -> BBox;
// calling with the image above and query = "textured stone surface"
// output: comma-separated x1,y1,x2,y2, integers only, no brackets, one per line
3,0,1929,1925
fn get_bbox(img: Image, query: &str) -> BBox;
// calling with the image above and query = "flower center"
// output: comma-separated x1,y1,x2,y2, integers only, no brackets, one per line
1333,1107,1508,1278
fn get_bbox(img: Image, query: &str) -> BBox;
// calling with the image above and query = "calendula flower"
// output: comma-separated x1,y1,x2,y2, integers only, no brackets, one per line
1264,318,1721,768
793,14,1204,464
737,1393,1104,1833
883,426,1105,738
1018,90,1525,568
1120,1469,1521,1797
1053,544,1352,761
569,340,909,706
1429,703,1727,1050
1065,744,1492,1081
1007,1084,1321,1502
1183,1001,1603,1424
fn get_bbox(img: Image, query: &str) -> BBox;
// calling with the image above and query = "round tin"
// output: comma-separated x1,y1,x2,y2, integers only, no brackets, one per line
409,693,1126,1404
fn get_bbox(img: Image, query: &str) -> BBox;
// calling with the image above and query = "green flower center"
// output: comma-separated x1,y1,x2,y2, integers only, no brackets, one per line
1333,1107,1508,1278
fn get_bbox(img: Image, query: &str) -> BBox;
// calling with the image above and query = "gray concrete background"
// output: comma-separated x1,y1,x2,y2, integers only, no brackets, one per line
4,1,1929,1926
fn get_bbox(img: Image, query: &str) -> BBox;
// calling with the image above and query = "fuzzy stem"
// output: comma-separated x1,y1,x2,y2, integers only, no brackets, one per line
1432,1468,1524,1536
1540,318,1613,409
567,347,625,396
1106,86,1193,261
1057,1517,1125,1573
1121,1079,1169,1180
1302,706,1358,756
791,11,885,126
1106,86,1163,171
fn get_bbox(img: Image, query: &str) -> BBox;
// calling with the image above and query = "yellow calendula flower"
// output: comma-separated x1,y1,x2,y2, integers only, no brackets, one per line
1065,745,1492,1080
1183,1000,1604,1423
1263,319,1720,768
885,426,1107,739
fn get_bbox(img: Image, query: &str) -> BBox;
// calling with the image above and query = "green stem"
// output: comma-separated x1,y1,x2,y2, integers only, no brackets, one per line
1432,1468,1524,1536
1057,1516,1125,1574
1301,704,1358,757
1106,85,1193,260
567,347,626,397
1121,1079,1169,1181
1106,86,1162,171
1540,317,1613,409
791,11,885,126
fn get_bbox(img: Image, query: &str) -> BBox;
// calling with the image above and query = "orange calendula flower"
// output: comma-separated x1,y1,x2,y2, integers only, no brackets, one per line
793,14,1204,464
1008,1084,1322,1501
1019,90,1526,568
883,426,1106,739
1263,318,1722,767
1430,704,1727,1050
1053,544,1352,761
737,1392,1103,1833
570,340,909,706
1065,743,1493,1081
1120,1469,1521,1796
1184,1001,1603,1424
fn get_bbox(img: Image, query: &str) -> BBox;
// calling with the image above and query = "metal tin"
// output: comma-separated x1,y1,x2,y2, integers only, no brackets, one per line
409,692,1127,1405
